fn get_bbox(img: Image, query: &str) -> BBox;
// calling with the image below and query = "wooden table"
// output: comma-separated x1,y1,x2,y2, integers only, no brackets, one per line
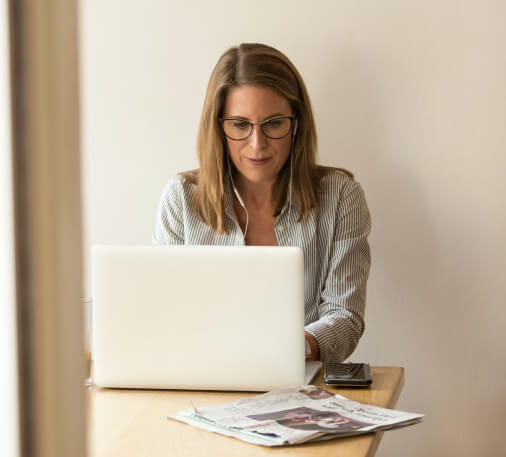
87,366,404,457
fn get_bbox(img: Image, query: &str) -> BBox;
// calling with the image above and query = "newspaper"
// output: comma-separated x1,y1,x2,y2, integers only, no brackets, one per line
169,385,424,446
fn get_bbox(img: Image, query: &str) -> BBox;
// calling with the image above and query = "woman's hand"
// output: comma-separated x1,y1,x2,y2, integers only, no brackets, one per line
305,332,320,361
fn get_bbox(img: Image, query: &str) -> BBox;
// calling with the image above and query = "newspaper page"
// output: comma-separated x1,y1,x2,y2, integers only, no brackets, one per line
170,385,424,446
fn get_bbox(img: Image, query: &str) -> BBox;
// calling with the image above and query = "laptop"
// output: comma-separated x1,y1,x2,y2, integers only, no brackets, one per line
91,245,322,391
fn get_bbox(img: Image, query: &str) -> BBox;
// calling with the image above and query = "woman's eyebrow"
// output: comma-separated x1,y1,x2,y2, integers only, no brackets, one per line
225,112,289,121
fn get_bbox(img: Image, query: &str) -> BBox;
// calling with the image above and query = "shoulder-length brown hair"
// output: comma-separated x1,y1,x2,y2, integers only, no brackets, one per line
188,42,339,234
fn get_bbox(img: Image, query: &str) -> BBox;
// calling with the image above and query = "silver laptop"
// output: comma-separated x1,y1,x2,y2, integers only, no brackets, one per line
91,245,321,391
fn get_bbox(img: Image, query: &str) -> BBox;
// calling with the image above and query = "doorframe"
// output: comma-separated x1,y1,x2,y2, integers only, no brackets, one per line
9,1,86,456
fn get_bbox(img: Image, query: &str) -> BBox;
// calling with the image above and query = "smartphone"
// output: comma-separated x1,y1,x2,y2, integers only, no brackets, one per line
323,362,372,387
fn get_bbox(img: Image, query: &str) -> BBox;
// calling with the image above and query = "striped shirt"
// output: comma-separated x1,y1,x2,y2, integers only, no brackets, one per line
153,169,371,363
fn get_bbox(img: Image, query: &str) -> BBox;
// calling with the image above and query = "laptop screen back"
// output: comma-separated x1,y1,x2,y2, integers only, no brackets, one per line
92,245,305,391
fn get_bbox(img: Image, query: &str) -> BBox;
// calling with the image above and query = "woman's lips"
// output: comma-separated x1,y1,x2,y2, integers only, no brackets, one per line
246,157,271,166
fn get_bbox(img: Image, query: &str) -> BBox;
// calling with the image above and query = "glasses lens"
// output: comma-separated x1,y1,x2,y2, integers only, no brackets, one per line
222,119,252,140
262,117,292,139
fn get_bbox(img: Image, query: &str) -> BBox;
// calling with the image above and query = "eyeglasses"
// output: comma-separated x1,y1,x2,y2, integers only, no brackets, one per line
219,116,295,141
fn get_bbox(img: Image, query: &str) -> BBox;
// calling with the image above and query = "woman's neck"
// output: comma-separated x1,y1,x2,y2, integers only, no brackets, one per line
234,176,275,211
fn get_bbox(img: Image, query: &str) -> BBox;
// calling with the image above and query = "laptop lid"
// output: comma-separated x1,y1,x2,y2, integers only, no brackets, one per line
91,245,306,391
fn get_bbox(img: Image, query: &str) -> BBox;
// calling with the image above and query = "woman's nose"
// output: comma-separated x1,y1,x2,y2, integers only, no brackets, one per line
249,125,268,148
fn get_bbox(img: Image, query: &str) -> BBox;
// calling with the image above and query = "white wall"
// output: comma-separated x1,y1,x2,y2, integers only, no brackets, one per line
0,0,20,456
81,1,506,456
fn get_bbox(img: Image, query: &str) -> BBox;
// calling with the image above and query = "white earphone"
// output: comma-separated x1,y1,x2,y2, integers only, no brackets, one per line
233,186,246,210
225,146,249,239
288,119,298,214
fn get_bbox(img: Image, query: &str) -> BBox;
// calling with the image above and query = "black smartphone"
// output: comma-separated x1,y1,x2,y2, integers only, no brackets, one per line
323,362,372,387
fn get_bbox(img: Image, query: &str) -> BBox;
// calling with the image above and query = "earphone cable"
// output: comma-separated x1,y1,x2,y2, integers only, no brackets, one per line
226,150,249,241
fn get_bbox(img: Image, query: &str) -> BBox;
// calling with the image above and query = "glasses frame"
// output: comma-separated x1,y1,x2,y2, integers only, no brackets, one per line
219,115,296,141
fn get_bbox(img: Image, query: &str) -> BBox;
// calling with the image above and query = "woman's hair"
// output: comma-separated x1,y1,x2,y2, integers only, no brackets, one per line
186,42,349,234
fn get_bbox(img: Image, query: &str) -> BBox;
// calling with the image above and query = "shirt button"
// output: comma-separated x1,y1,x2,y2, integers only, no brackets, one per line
278,225,284,232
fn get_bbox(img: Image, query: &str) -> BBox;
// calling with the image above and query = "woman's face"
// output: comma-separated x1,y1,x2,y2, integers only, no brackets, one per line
223,85,293,188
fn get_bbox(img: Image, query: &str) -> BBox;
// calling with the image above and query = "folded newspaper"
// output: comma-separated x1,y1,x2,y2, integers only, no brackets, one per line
169,385,424,446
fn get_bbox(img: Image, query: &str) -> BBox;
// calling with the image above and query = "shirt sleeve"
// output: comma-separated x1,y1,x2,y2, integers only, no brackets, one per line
305,180,371,363
152,176,185,245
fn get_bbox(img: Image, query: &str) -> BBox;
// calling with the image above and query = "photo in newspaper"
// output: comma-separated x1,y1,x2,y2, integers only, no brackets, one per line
248,406,372,432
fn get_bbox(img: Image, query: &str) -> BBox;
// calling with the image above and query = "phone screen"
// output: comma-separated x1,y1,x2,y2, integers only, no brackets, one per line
323,363,372,386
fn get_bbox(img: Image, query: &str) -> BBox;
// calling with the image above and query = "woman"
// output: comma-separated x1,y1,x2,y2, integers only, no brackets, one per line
153,43,371,363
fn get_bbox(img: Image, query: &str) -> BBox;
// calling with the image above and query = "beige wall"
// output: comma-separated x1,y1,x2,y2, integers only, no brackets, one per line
81,1,506,456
